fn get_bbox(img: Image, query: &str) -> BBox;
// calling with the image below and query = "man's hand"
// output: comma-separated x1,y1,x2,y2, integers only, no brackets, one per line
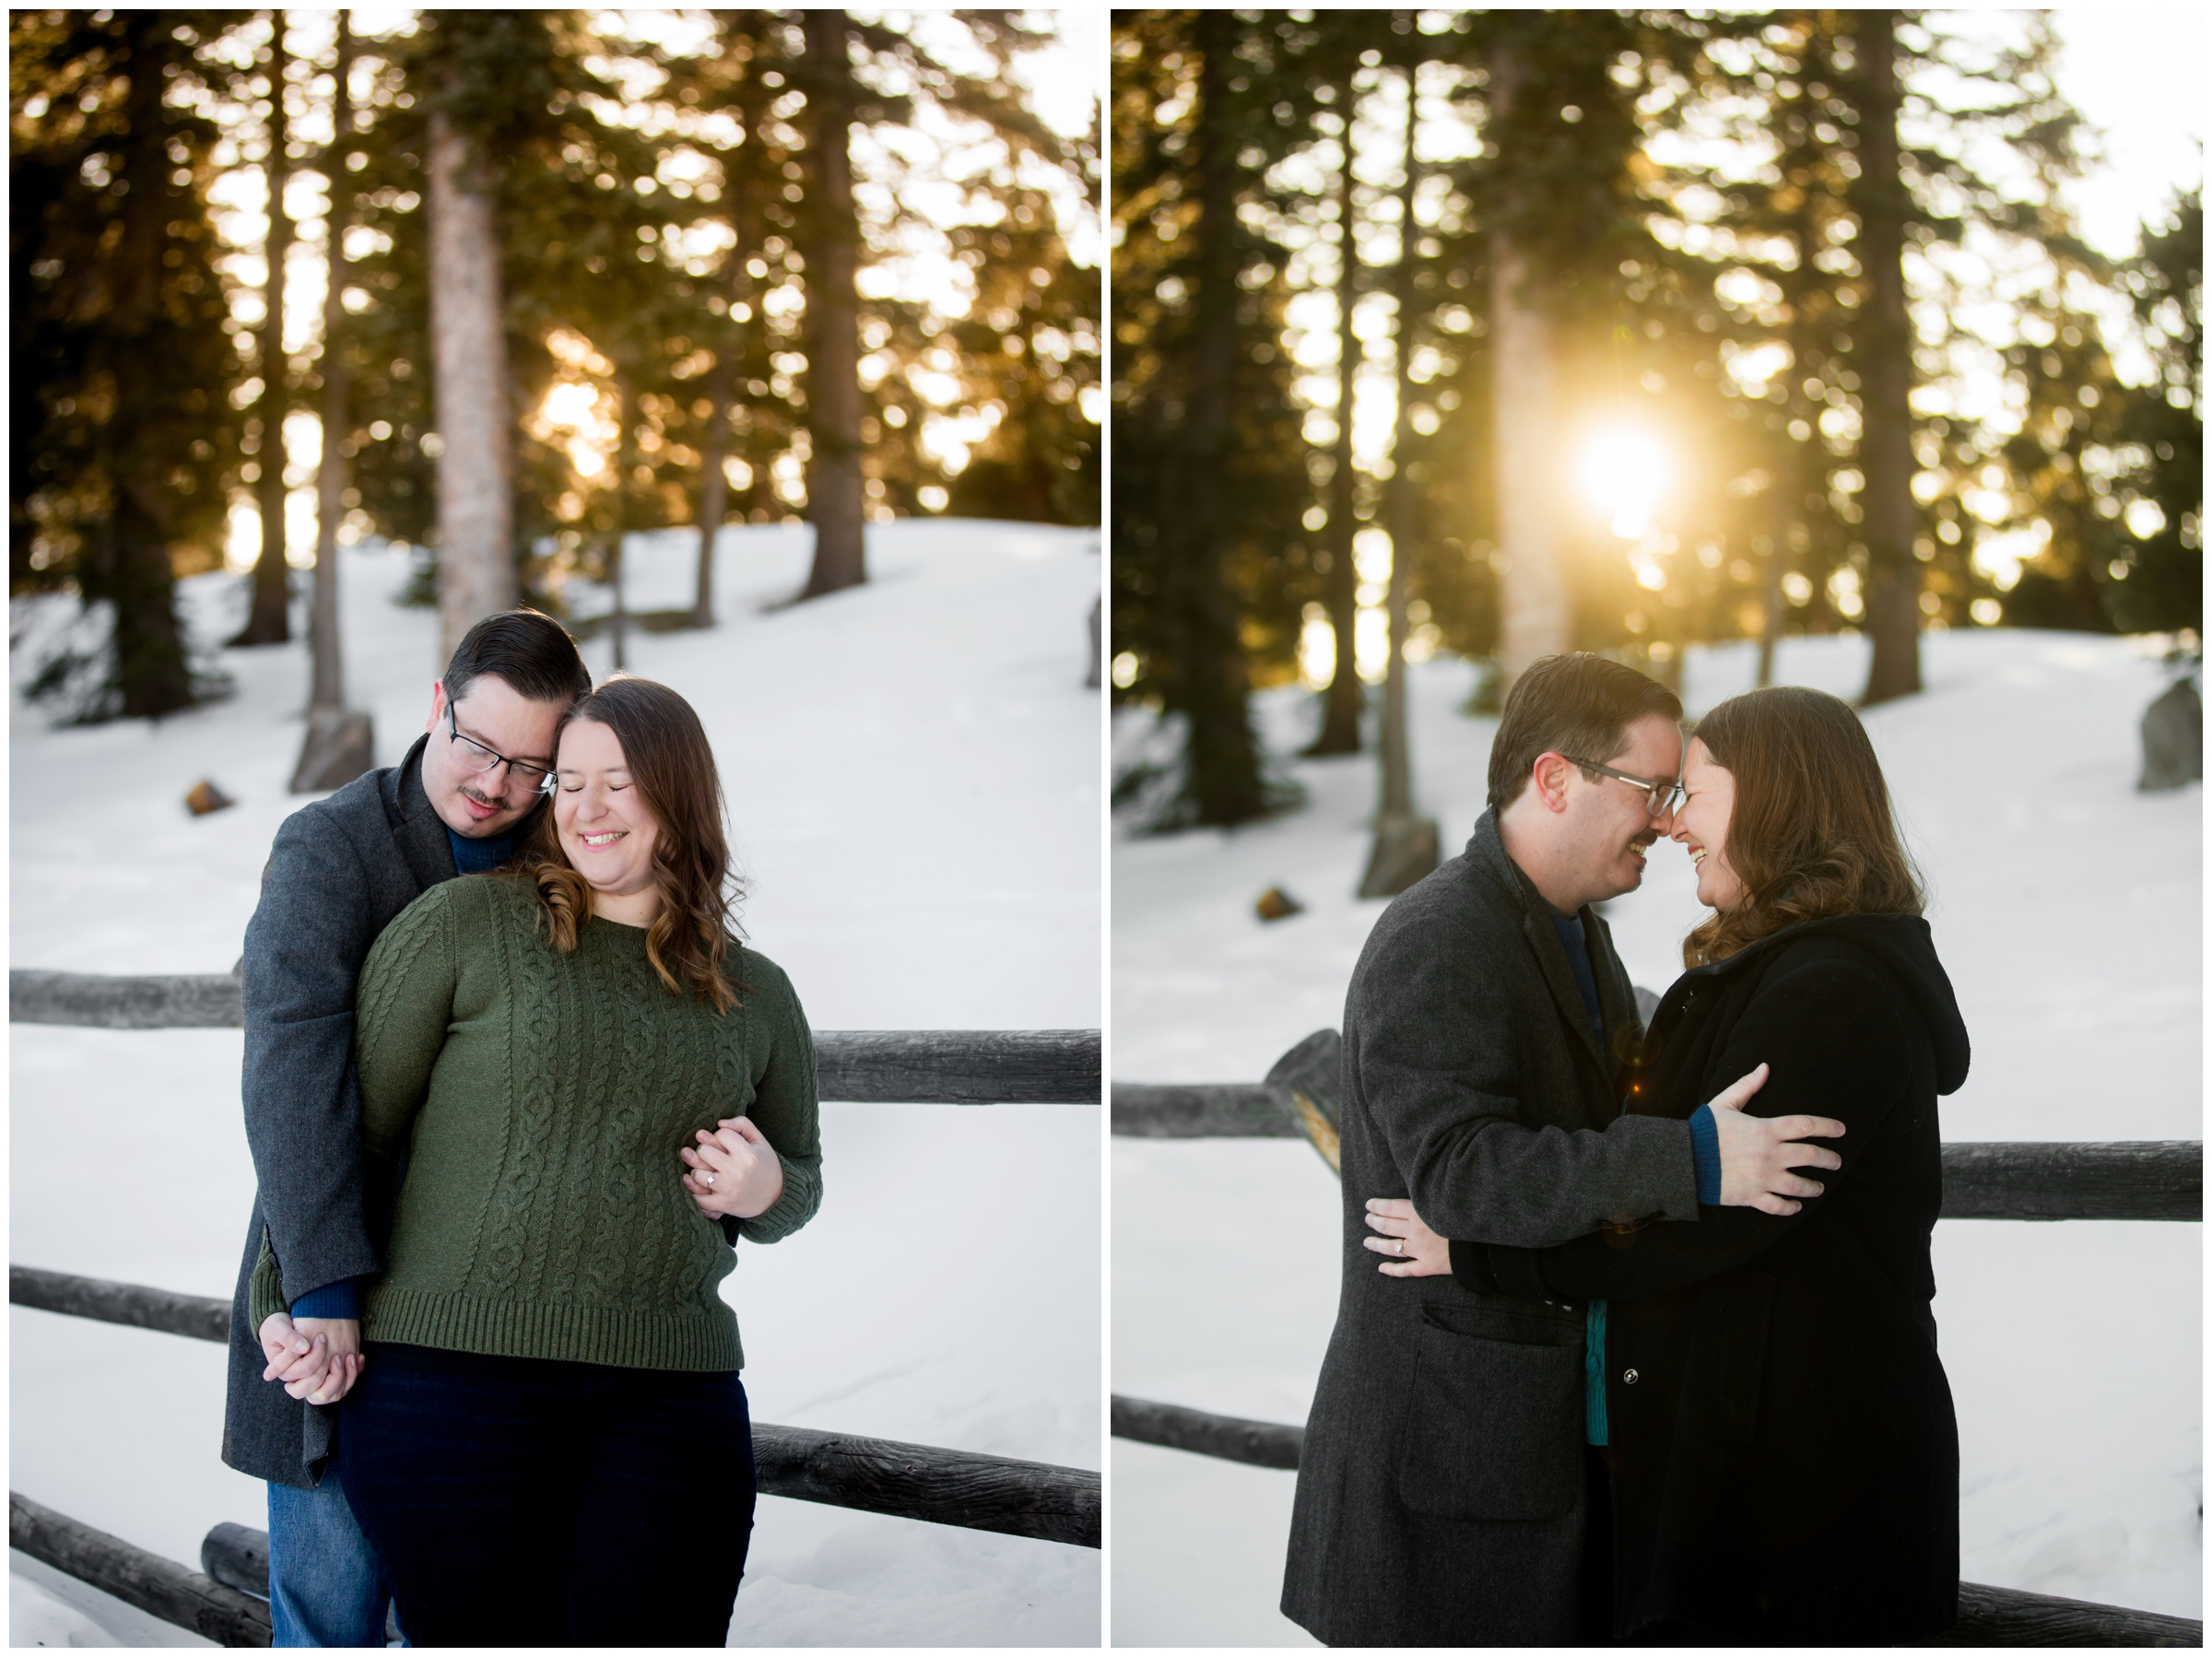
1709,1064,1846,1216
258,1311,364,1406
681,1116,784,1220
1361,1199,1453,1277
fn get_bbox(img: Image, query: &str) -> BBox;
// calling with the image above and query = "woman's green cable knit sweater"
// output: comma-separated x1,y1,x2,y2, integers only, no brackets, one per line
249,874,821,1371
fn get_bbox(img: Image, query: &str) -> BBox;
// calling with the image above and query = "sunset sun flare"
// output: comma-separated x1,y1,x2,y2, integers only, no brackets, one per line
1577,424,1674,541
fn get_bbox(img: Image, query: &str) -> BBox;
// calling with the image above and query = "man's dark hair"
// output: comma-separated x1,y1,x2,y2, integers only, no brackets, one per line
1486,652,1683,814
441,608,592,709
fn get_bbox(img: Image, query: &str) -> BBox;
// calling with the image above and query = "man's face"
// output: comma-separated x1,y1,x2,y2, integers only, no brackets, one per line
1558,713,1684,905
420,676,569,840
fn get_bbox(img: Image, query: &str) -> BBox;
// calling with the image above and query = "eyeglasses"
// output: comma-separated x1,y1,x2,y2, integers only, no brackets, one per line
446,704,557,794
1560,756,1682,818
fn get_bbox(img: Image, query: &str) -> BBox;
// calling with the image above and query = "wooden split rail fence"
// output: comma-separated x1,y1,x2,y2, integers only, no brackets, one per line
1110,1033,2205,1648
10,969,1101,1647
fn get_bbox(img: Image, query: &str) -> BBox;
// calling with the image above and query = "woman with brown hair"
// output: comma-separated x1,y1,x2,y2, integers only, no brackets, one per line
276,674,821,1645
1368,685,1970,1645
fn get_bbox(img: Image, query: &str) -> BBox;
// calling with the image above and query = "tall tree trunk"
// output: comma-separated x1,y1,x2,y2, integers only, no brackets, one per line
1306,124,1364,756
1378,87,1418,825
1757,486,1787,687
692,235,747,628
1358,63,1439,899
95,16,195,717
1854,10,1921,704
609,374,635,672
290,13,371,793
427,106,517,665
797,10,865,598
1159,9,1268,826
308,15,351,712
1760,146,1818,689
233,12,293,645
1488,28,1571,697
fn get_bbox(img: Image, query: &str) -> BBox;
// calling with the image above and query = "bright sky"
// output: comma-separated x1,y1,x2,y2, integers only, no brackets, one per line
2042,6,2204,258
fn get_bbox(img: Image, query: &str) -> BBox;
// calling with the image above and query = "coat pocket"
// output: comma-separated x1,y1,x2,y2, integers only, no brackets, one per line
1396,1299,1584,1522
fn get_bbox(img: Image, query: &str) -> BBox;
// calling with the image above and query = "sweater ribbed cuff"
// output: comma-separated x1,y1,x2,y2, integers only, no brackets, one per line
248,1230,284,1334
289,1278,361,1321
736,1163,818,1244
1688,1104,1723,1206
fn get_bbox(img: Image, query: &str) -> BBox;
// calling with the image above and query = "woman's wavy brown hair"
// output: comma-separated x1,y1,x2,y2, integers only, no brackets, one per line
1682,685,1924,968
502,675,745,1013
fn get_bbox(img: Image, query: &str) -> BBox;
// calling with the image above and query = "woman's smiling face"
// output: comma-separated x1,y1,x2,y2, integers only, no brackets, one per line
553,716,661,904
1671,737,1747,912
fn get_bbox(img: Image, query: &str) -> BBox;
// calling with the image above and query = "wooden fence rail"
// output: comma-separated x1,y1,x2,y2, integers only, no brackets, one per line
12,1491,274,1647
12,1265,1100,1553
1109,1395,2202,1647
1112,1084,2202,1222
11,974,1100,1639
9,970,1100,1105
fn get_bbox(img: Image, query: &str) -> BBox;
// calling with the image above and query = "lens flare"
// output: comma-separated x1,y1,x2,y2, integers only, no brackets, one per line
1578,426,1672,539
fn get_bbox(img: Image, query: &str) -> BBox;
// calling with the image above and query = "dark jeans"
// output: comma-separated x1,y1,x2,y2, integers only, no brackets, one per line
336,1342,755,1647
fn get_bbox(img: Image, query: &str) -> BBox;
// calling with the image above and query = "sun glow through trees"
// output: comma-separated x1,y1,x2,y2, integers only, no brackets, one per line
1577,424,1674,542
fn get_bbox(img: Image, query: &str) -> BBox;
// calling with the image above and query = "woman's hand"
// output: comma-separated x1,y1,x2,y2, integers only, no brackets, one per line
681,1115,785,1221
1362,1198,1452,1277
257,1312,365,1405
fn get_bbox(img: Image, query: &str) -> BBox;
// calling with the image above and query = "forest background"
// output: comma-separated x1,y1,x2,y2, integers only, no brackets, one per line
1109,8,2201,833
12,7,1102,729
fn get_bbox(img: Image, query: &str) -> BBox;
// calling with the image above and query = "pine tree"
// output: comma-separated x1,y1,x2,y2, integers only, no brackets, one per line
1111,10,1323,828
664,15,786,628
418,13,532,662
306,12,356,717
1359,48,1439,899
794,10,867,597
1853,11,1920,703
2105,191,2202,634
1112,11,1335,826
233,10,295,646
11,9,244,719
1304,89,1368,757
1483,17,1574,691
939,144,1104,527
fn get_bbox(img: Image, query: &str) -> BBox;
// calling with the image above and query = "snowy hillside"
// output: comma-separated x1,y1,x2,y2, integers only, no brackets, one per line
10,520,1103,1647
1112,629,2201,1643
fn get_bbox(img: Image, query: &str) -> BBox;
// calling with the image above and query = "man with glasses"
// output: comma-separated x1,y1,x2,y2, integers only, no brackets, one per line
1283,652,1846,1648
222,609,591,1646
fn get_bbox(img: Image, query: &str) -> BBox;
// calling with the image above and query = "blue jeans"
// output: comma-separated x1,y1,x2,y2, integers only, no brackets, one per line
265,1475,400,1647
336,1342,755,1647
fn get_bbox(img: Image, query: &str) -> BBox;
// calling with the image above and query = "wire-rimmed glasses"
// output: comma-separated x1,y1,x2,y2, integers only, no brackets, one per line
1559,756,1682,818
446,703,558,794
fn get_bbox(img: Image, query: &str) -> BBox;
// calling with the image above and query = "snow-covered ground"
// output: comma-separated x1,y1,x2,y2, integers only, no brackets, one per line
10,519,1103,1647
1112,629,2202,1644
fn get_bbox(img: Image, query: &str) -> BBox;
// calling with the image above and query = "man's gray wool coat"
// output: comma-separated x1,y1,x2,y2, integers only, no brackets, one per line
1279,811,1701,1647
221,734,466,1487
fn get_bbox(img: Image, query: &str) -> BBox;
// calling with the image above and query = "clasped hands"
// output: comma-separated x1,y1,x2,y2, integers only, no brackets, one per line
258,1313,363,1405
680,1114,784,1220
1362,1064,1848,1277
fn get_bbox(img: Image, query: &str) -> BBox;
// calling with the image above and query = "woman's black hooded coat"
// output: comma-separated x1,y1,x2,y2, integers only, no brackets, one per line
1454,913,1971,1645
